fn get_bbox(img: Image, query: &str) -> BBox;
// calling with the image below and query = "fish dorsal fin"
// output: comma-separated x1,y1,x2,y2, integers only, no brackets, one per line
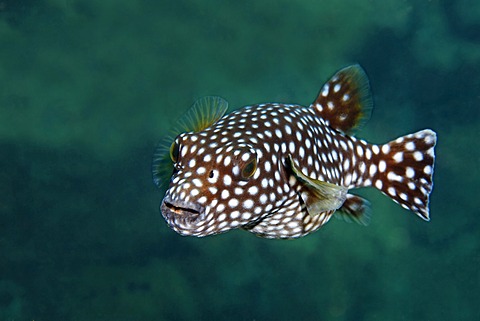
152,96,228,188
310,64,373,135
287,155,348,216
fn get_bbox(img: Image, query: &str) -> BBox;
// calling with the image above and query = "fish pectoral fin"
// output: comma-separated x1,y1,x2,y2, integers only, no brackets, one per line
152,96,228,189
287,155,347,216
177,96,228,133
335,194,372,226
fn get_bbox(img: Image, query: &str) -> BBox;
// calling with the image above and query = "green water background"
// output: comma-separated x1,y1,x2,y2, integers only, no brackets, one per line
1,0,478,320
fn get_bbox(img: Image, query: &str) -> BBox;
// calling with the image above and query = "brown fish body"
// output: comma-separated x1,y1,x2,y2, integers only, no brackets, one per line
153,65,437,239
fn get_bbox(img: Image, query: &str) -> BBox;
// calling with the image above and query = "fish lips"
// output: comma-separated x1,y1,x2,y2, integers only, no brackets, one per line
161,197,206,230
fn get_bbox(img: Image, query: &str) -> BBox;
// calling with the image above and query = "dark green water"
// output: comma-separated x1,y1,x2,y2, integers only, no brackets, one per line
1,1,478,320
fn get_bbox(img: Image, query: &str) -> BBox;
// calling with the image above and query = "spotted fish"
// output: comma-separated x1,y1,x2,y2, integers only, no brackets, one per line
152,65,437,239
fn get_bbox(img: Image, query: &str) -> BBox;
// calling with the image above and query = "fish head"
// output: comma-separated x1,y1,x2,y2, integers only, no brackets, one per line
161,131,266,236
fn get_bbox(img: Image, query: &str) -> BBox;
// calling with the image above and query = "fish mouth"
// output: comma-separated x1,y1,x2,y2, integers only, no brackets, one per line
161,198,205,225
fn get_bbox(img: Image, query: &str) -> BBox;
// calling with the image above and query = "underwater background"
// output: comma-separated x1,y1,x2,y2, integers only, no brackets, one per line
1,0,478,320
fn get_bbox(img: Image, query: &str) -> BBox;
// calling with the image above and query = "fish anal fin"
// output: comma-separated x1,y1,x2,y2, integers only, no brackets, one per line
311,64,373,135
287,155,348,216
335,194,371,226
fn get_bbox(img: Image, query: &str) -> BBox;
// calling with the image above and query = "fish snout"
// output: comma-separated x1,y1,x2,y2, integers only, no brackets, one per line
161,197,205,225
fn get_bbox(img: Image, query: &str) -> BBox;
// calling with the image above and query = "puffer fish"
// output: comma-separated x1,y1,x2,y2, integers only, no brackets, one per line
152,65,437,239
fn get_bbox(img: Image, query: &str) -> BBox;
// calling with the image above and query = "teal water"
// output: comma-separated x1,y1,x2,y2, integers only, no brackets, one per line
1,1,478,320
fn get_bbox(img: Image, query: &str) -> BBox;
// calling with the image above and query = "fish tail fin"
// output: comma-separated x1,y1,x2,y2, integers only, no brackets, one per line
371,129,437,220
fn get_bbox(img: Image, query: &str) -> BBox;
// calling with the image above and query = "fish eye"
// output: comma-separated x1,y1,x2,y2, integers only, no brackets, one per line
169,141,180,163
241,159,257,179
232,145,258,181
